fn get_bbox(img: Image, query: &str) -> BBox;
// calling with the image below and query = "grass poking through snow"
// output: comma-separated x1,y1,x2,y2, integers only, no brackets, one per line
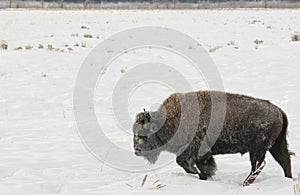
125,175,167,190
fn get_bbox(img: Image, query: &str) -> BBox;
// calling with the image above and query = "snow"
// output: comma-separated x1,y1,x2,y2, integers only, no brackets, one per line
0,9,300,194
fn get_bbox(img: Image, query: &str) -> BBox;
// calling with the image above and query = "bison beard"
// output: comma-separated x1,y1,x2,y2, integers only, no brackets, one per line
132,91,292,186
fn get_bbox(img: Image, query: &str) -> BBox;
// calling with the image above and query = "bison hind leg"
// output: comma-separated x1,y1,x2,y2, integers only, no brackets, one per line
196,156,217,180
243,151,266,186
269,143,292,178
243,160,266,186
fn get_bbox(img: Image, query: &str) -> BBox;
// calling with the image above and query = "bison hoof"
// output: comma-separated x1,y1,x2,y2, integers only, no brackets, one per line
242,181,251,187
199,173,208,180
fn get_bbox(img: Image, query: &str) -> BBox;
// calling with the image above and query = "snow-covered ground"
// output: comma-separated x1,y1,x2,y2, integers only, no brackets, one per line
0,9,300,194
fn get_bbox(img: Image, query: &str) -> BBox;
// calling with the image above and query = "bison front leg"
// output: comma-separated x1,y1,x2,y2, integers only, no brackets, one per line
176,154,200,177
196,155,216,180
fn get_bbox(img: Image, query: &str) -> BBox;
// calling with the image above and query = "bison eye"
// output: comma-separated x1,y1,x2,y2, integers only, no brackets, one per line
138,119,145,125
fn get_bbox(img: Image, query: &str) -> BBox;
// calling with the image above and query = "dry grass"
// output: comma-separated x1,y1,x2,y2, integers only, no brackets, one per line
141,174,148,187
254,39,264,45
48,44,53,51
156,184,167,189
0,40,8,50
153,179,160,185
254,39,264,49
81,42,87,48
227,41,235,46
25,45,33,50
84,34,93,39
41,73,47,78
120,68,126,74
250,19,261,24
125,175,167,190
14,46,23,50
291,32,300,42
71,33,79,37
208,45,222,53
38,44,44,49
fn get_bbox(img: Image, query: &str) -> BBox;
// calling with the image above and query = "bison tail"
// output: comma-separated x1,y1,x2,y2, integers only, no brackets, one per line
272,109,291,153
280,110,295,156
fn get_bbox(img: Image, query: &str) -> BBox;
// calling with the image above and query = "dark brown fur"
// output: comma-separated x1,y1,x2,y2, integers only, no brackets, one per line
133,91,292,185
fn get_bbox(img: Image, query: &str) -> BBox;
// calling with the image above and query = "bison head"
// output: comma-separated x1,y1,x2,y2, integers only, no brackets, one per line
133,110,165,164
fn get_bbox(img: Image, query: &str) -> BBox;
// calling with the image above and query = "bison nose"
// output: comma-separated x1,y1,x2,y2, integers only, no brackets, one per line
134,147,142,156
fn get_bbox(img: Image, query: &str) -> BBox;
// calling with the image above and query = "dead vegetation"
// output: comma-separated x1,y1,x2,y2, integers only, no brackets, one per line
125,175,167,190
291,32,300,42
47,44,61,52
71,33,79,37
14,41,88,53
41,72,47,78
25,45,33,50
227,41,239,49
254,39,264,45
208,45,222,53
0,40,8,50
81,42,87,47
38,44,44,49
227,41,235,46
48,44,53,50
1,28,96,52
84,34,93,38
14,46,23,50
254,39,264,49
120,67,127,74
2,31,93,53
141,174,148,187
250,19,261,24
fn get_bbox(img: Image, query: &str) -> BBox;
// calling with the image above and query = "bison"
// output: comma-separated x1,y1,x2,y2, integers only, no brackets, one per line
132,91,292,186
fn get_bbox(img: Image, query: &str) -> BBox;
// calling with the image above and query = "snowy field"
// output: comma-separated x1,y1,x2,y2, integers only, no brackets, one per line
1,9,300,194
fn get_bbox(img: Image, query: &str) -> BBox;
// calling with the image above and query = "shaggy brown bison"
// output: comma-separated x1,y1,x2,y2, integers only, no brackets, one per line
133,91,292,186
